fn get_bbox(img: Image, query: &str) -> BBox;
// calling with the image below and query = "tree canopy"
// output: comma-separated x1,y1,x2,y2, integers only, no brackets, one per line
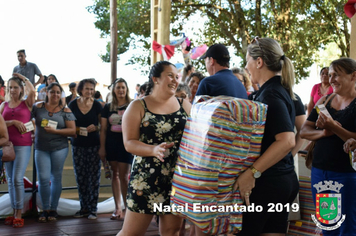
87,0,350,83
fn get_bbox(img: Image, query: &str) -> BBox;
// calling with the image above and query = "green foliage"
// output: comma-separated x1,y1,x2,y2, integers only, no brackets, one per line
88,0,350,83
87,0,150,63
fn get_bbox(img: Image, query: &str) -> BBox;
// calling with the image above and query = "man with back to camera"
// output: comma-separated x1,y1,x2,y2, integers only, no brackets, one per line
196,44,247,99
13,49,44,87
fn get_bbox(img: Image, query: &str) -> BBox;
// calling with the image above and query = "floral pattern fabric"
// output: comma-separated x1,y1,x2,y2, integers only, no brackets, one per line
127,98,188,215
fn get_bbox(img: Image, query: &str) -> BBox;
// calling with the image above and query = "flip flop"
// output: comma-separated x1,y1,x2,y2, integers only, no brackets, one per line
13,218,24,228
4,216,14,225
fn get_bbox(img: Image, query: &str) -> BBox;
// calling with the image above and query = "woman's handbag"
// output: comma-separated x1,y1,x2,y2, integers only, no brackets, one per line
305,141,315,170
1,141,15,162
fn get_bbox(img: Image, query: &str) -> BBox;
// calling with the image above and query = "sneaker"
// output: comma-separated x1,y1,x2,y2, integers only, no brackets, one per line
88,212,97,220
73,210,90,218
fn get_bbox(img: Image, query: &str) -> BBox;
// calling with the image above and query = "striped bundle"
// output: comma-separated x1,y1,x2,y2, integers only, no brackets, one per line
171,95,268,235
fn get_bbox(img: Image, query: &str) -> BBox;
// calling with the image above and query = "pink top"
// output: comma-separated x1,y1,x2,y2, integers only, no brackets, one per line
310,83,333,104
0,87,4,105
2,101,32,146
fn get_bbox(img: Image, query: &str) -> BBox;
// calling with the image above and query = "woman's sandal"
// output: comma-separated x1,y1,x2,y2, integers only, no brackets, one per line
110,209,122,220
4,216,14,225
13,218,24,228
48,211,58,221
38,211,48,223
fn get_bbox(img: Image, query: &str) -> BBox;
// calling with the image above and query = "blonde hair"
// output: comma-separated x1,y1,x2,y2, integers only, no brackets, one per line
5,77,25,101
110,78,132,111
247,37,295,99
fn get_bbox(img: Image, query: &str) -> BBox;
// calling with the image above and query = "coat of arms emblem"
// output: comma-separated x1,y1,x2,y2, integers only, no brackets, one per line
311,180,346,230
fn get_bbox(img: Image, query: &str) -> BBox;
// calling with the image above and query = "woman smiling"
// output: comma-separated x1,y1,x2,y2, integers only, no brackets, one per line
32,82,76,223
0,73,35,228
68,79,102,220
117,61,191,236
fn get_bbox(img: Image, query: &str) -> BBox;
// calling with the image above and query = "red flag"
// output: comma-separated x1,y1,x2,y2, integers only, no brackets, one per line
152,41,175,60
344,0,356,18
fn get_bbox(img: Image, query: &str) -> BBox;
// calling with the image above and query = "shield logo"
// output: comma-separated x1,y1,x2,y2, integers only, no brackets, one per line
315,193,342,225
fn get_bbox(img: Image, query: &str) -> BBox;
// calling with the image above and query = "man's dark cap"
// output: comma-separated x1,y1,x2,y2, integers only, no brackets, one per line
200,44,230,61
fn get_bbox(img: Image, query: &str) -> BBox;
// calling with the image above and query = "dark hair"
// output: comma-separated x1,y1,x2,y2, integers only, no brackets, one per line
140,82,148,95
0,75,4,87
320,67,329,75
17,49,26,55
182,64,194,80
46,74,59,86
330,58,356,75
94,91,101,99
42,75,48,84
45,82,64,107
186,72,205,84
136,83,140,87
215,58,229,67
110,78,132,111
69,82,77,89
77,79,96,96
145,61,175,96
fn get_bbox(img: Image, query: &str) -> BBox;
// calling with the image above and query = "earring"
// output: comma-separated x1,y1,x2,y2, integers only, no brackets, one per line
155,82,158,84
257,66,260,69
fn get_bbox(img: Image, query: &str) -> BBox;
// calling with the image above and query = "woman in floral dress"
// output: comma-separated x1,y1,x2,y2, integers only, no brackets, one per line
117,61,191,236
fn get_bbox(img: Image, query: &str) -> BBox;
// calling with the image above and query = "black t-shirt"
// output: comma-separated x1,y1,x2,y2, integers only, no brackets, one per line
294,93,305,116
250,76,296,176
307,95,356,172
69,99,102,147
66,95,78,105
101,103,129,142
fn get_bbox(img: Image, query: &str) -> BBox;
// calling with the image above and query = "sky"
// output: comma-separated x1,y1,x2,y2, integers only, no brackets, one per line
0,0,148,98
0,0,320,104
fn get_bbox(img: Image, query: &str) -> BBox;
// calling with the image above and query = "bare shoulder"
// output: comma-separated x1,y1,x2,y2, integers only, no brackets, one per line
181,99,192,116
128,99,145,111
63,107,72,113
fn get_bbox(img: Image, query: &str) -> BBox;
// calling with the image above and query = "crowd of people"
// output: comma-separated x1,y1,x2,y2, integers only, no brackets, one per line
0,40,355,236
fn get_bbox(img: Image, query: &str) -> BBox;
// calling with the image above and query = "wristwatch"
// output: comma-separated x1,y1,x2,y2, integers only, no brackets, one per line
250,165,261,178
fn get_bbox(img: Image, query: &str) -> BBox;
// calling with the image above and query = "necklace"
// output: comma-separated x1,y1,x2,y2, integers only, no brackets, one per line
47,104,60,117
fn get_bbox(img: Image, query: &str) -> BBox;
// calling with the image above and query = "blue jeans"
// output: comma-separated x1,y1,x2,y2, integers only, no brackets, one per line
35,148,68,211
4,146,32,209
311,167,356,236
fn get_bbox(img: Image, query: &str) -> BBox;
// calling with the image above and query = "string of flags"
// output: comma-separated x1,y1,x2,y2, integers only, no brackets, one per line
152,33,208,64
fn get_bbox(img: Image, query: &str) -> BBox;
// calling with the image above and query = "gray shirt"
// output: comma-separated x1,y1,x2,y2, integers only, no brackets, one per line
13,61,42,84
32,103,76,151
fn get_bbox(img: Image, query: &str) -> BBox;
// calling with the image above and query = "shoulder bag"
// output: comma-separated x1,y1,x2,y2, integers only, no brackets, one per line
1,141,15,162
